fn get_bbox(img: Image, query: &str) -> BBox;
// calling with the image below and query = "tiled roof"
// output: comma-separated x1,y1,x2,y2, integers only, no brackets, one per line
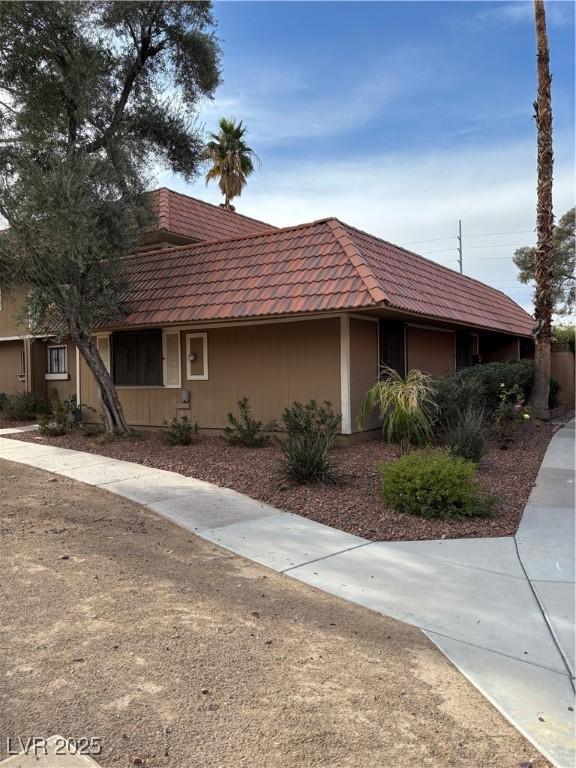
343,223,533,336
116,218,533,336
151,187,276,241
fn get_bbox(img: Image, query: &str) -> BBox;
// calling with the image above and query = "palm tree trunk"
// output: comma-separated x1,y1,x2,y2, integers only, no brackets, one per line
531,0,554,419
69,323,130,434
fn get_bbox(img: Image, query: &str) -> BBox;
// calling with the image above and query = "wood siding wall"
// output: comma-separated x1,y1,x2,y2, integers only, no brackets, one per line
406,326,456,376
80,318,341,429
350,318,379,431
0,287,28,338
0,340,26,394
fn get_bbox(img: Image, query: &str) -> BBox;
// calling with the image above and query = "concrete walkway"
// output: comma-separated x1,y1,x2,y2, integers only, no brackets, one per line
0,423,39,435
0,421,574,766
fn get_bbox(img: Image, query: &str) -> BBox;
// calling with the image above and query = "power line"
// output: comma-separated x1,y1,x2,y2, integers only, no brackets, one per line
401,235,457,246
465,229,534,237
419,247,459,255
466,243,534,250
400,228,534,248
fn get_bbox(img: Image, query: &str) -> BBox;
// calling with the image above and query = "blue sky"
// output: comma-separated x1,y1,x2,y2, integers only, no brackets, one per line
159,1,575,312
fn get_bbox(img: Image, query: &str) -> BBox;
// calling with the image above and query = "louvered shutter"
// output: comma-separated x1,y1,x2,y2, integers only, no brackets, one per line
96,335,111,372
163,330,181,387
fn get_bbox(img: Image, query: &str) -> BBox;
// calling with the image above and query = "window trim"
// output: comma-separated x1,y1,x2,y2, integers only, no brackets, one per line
162,329,182,389
185,332,208,381
46,344,68,380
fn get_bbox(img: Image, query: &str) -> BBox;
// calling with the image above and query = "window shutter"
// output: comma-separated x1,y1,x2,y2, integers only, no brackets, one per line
96,335,111,372
163,331,181,387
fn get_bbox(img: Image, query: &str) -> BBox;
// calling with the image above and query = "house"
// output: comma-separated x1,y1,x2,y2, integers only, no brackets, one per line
0,188,534,436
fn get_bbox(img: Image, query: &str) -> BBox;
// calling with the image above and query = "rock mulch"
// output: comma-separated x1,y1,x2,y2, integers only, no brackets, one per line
7,422,555,541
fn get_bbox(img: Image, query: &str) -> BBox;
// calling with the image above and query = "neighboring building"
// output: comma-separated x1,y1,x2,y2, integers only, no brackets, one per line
0,188,534,435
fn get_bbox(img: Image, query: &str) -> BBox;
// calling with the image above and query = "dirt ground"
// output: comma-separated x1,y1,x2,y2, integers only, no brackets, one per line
9,420,556,541
0,462,547,768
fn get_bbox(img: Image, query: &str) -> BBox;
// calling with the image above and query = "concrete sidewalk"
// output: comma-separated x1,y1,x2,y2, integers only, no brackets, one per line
1,421,574,766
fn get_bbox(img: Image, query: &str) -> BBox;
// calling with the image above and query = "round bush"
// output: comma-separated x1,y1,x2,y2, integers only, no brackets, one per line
380,448,494,520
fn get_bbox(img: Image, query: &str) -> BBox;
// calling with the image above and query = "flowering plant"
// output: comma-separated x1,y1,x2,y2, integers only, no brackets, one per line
494,383,530,449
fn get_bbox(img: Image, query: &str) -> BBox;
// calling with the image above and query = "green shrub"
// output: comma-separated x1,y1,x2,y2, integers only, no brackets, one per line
494,383,531,449
359,366,437,454
38,390,69,436
380,449,495,519
224,397,276,447
548,377,561,409
79,422,106,437
3,391,49,421
444,406,489,463
0,392,7,410
554,325,575,353
38,415,67,437
166,416,197,446
435,360,534,423
280,400,341,484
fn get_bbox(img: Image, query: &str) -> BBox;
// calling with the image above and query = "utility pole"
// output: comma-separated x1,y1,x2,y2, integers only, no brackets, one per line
457,219,463,273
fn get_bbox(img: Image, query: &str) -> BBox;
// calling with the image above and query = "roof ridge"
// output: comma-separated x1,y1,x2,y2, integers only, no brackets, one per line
340,220,529,309
326,219,389,305
128,217,337,261
153,187,277,229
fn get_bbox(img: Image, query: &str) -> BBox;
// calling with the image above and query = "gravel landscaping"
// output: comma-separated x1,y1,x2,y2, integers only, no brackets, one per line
7,420,556,541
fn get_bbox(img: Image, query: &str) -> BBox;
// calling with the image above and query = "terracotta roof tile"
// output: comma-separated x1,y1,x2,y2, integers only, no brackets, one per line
113,217,532,336
151,188,275,241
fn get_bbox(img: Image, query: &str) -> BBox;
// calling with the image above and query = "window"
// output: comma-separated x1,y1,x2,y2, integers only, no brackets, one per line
20,346,26,377
186,333,208,380
112,329,163,386
46,345,68,379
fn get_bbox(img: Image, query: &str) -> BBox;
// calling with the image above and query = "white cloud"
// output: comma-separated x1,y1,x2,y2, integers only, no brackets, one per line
196,45,434,145
157,136,574,314
476,1,572,27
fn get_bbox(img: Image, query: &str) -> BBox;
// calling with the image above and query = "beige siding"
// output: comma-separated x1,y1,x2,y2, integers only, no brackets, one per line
407,326,456,376
350,318,379,431
0,340,26,394
0,287,28,338
80,318,341,429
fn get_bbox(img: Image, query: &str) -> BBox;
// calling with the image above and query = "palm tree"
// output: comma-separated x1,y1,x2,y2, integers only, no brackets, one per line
531,0,554,419
204,118,258,210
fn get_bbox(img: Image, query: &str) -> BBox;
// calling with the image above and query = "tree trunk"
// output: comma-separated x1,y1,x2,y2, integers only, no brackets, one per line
531,0,554,420
69,325,130,434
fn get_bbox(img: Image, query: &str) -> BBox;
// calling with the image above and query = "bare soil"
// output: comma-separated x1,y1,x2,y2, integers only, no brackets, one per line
0,461,547,768
8,421,555,541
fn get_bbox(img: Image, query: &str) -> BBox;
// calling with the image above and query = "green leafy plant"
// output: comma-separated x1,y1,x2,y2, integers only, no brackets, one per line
444,406,489,463
380,449,495,519
3,391,49,421
435,360,534,425
79,422,106,438
166,416,197,446
359,366,437,454
554,324,575,352
0,392,7,410
224,397,276,447
494,383,531,449
38,389,70,436
280,400,341,484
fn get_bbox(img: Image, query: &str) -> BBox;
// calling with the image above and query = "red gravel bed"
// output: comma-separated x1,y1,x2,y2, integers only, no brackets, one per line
6,423,556,542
